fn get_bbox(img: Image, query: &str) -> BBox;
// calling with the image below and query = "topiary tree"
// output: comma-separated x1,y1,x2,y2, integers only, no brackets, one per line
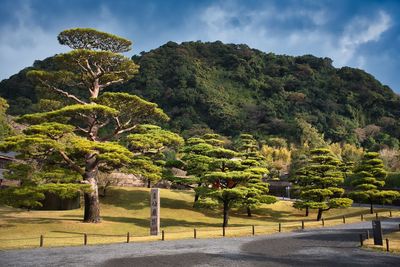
292,148,353,221
236,134,276,216
0,28,182,222
349,152,400,213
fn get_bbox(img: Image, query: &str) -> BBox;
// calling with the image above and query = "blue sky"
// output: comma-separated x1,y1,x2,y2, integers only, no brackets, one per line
1,0,400,92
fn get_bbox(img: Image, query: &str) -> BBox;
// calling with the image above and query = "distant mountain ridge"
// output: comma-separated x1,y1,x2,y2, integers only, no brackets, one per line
1,41,399,148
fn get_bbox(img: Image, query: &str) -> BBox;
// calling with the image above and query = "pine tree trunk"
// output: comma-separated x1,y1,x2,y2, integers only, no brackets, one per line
223,201,230,227
147,180,151,188
193,193,199,207
247,206,252,217
317,208,323,221
370,201,374,214
83,153,101,223
305,206,309,217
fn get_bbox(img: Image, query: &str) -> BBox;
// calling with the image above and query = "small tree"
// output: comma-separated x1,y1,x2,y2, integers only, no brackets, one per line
236,134,276,216
349,152,400,213
292,148,353,221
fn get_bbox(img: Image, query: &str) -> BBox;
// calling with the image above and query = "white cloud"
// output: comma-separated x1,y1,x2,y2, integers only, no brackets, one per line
337,11,391,65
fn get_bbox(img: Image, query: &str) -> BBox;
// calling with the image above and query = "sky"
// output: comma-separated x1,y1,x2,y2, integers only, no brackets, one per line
1,0,400,92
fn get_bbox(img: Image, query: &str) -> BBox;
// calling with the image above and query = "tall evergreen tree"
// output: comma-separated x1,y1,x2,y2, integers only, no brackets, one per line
0,28,182,222
349,152,399,213
292,148,353,221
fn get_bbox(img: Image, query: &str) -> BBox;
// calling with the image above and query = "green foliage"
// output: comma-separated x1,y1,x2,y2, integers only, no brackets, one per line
349,152,400,208
291,148,353,220
58,28,132,52
3,41,400,148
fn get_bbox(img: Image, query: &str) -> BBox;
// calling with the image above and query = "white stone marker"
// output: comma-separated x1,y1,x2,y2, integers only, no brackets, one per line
150,188,160,235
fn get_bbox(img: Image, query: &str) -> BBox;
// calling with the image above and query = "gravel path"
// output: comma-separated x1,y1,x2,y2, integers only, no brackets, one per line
1,218,400,267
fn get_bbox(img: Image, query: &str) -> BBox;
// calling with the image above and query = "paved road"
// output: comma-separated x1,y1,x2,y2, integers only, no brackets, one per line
1,218,400,267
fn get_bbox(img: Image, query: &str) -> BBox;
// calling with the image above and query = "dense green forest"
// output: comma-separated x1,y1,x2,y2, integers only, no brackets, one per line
1,41,400,150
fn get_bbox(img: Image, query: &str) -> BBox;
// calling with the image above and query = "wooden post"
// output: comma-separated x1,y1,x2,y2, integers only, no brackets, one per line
222,227,226,237
279,222,281,232
322,218,325,227
40,235,43,247
389,211,392,217
84,233,87,245
343,216,346,224
126,232,130,243
386,238,389,252
161,230,165,241
361,214,364,221
366,230,369,239
194,228,197,239
252,225,255,236
359,234,363,247
301,220,304,230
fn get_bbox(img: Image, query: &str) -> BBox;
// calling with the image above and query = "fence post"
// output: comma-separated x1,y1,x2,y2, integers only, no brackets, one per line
343,216,346,224
366,230,369,239
279,222,281,232
252,225,255,236
301,220,304,230
194,228,197,239
222,227,226,237
161,230,165,241
40,235,44,247
322,218,325,227
361,214,364,221
386,238,389,252
84,233,87,245
389,210,392,217
359,234,363,247
127,232,130,243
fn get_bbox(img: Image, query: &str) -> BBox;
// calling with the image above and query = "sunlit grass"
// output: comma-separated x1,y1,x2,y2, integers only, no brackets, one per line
0,186,397,250
364,231,400,253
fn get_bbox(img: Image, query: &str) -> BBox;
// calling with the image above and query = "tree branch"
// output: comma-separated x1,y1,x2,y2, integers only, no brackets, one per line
39,79,88,105
59,151,84,175
99,78,124,89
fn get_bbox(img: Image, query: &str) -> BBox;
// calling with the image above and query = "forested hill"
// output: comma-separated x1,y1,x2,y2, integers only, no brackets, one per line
1,41,400,149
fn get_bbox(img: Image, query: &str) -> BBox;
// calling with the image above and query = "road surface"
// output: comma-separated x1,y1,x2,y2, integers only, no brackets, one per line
1,218,400,266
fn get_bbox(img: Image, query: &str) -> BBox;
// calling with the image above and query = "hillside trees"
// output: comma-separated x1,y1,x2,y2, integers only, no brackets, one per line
0,28,182,222
349,152,400,213
292,148,353,221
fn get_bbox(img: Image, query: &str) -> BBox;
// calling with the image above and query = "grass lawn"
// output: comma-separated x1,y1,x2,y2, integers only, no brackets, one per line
365,231,400,254
0,187,397,250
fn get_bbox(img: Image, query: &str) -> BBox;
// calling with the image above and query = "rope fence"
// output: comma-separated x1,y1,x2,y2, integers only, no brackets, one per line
1,210,398,250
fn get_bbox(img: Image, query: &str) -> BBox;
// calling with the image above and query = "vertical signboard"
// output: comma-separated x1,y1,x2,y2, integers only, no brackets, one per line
150,188,160,235
372,220,383,245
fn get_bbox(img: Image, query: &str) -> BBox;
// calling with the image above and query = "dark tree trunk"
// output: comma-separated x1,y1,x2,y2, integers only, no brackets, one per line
305,206,309,217
83,153,101,223
147,180,151,188
370,201,374,214
223,201,230,227
247,207,252,217
193,193,199,207
317,208,323,221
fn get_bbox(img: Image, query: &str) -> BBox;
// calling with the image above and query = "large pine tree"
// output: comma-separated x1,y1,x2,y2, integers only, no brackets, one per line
0,28,182,222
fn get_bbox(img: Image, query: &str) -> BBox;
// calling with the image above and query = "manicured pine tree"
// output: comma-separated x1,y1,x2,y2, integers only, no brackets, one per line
0,28,182,222
349,152,399,213
292,148,353,221
236,134,276,217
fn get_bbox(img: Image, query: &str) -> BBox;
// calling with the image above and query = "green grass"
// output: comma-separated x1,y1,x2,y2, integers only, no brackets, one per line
0,187,397,250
